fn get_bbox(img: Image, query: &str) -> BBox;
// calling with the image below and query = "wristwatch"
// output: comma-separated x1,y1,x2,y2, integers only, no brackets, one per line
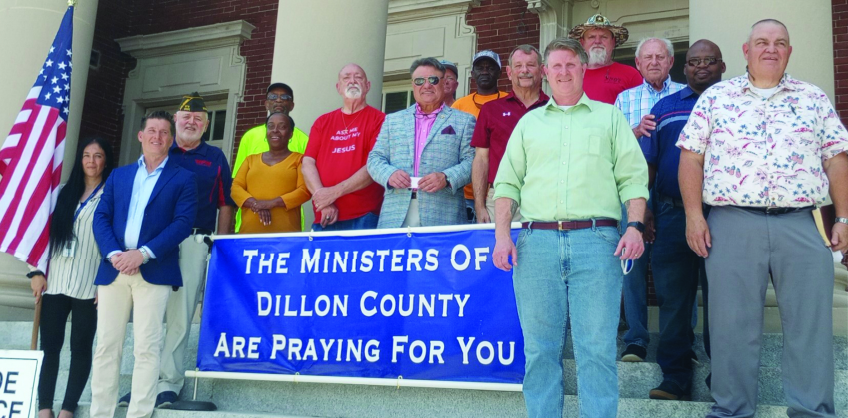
626,221,646,233
836,217,848,226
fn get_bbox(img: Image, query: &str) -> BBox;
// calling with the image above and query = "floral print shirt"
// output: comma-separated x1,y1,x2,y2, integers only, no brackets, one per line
677,73,848,207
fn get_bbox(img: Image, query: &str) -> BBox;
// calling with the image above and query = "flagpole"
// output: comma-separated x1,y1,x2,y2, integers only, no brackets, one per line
31,299,41,350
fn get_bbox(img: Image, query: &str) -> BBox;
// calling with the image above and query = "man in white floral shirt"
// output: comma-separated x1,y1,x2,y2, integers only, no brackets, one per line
678,19,848,418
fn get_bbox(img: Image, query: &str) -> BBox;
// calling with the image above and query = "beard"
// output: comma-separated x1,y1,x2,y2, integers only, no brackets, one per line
344,84,363,99
588,46,609,66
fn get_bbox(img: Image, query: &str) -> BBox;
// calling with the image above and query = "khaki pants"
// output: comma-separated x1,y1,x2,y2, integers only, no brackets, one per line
90,272,170,418
485,188,521,223
158,235,209,394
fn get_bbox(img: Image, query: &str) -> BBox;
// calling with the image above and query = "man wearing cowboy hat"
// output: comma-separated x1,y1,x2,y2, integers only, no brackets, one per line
568,13,642,104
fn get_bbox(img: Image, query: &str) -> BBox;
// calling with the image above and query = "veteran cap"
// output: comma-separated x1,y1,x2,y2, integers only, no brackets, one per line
177,92,207,112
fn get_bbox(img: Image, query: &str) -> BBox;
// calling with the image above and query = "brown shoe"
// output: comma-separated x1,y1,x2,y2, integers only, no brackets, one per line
649,381,691,401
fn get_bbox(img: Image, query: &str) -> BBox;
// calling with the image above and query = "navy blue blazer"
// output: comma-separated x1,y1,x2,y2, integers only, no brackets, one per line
93,157,197,287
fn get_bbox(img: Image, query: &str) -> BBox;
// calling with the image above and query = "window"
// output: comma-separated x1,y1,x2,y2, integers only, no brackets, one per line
381,81,414,114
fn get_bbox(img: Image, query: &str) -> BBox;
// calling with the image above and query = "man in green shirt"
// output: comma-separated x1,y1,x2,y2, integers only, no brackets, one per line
492,38,648,418
232,82,309,231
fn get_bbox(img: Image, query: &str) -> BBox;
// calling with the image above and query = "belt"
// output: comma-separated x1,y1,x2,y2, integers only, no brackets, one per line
734,206,813,215
521,219,617,230
192,228,214,235
410,191,417,199
658,194,685,208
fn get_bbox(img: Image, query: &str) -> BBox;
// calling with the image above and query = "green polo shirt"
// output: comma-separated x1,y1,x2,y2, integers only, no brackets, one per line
493,94,649,222
232,124,310,232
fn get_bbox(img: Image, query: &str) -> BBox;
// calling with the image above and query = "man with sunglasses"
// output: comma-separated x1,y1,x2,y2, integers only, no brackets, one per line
302,64,386,231
368,58,475,228
232,82,309,232
451,50,508,223
638,40,725,401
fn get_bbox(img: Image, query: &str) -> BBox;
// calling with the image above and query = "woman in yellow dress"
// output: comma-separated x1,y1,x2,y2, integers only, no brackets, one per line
232,112,311,233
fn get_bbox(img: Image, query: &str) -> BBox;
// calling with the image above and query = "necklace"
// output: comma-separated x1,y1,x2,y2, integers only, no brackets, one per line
472,91,504,109
341,107,365,132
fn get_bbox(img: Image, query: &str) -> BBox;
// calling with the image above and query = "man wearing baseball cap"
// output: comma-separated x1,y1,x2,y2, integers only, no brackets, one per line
440,59,459,107
568,14,642,104
451,50,507,222
232,82,309,231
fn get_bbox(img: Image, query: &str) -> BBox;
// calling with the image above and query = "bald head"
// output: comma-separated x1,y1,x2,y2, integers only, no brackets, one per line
684,39,725,94
337,63,371,100
748,19,789,45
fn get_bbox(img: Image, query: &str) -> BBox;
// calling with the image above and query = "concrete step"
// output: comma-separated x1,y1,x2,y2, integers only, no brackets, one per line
56,398,848,418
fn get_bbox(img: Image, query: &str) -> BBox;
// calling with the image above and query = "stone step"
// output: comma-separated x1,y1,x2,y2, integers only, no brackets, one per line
55,395,848,418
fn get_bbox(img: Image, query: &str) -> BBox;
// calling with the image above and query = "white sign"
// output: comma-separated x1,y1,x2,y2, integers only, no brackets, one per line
0,350,43,418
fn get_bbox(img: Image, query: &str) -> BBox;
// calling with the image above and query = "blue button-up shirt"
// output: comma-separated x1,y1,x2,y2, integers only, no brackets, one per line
615,76,686,129
125,155,168,257
640,87,699,199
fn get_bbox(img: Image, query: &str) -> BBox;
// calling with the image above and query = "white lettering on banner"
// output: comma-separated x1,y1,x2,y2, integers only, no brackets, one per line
456,337,515,366
450,244,490,271
268,334,381,362
391,336,446,364
296,248,440,274
360,292,471,317
257,292,348,317
0,350,44,418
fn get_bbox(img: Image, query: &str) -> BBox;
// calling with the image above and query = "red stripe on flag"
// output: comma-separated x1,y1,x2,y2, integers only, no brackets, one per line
7,99,39,137
0,107,60,251
28,216,51,269
7,159,54,253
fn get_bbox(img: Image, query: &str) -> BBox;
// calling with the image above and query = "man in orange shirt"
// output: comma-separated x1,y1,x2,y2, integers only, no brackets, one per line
451,50,507,222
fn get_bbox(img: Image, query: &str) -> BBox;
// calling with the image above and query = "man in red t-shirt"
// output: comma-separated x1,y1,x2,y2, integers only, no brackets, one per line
302,63,386,230
568,14,642,104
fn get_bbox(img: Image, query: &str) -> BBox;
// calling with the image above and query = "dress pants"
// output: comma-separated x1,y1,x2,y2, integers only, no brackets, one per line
90,272,170,418
705,206,834,418
158,235,209,394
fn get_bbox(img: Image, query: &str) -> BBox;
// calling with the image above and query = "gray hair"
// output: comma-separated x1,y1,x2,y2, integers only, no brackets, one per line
543,37,588,64
409,57,445,76
635,37,674,58
509,44,542,67
748,19,790,44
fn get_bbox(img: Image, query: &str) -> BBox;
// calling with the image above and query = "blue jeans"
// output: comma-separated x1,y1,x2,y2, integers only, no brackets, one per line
312,212,378,231
621,203,651,349
513,226,622,418
651,201,702,392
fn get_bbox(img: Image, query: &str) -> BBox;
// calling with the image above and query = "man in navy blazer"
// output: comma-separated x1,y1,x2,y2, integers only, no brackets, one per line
90,110,197,418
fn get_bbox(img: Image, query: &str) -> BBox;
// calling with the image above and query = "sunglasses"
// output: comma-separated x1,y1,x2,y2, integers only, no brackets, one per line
621,258,634,275
686,57,722,67
267,93,293,101
413,76,441,86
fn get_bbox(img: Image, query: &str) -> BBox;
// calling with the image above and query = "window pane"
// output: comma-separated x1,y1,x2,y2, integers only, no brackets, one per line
213,110,226,140
384,92,409,114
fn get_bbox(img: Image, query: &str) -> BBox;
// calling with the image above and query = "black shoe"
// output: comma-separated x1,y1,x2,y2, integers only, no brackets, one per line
117,392,131,407
649,380,690,401
155,391,178,409
620,344,646,362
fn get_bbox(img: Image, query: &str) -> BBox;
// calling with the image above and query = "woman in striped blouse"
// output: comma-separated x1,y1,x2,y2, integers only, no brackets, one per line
29,137,115,418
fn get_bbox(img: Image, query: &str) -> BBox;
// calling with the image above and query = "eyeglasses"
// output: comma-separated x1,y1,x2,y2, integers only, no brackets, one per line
412,76,441,86
686,57,722,67
267,93,293,101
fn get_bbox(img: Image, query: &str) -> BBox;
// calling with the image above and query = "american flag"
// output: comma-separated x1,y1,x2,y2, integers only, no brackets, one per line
0,5,74,272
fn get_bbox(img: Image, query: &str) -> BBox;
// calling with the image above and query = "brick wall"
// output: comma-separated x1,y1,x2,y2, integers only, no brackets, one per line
77,0,135,159
835,0,848,125
465,0,541,92
79,0,279,161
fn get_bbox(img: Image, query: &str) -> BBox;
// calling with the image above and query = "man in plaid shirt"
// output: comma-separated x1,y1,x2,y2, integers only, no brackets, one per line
615,37,685,365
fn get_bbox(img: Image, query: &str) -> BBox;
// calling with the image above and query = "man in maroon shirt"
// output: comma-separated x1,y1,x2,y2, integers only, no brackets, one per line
471,45,548,223
568,14,642,104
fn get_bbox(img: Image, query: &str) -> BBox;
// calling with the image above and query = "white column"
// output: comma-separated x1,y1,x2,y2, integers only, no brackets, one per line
0,0,99,309
689,0,835,100
272,0,389,229
272,0,390,134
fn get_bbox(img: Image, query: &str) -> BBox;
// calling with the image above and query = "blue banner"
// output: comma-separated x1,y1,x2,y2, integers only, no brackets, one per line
197,228,525,384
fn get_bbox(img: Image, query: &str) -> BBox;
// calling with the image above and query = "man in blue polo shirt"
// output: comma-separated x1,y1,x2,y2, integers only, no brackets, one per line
640,40,725,400
119,93,236,408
